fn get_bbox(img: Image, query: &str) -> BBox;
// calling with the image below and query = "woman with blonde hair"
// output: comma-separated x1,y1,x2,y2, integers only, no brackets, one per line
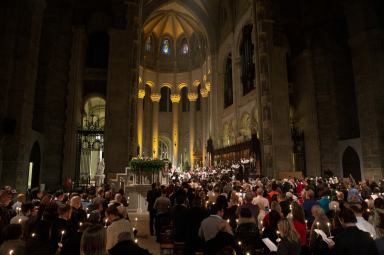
276,218,301,255
309,205,331,255
80,225,107,255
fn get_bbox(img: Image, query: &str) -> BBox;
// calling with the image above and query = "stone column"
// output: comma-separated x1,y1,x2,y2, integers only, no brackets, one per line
188,92,198,170
137,89,145,157
171,94,181,167
345,1,384,179
151,92,161,159
200,88,209,166
0,0,46,190
63,27,86,180
104,0,142,177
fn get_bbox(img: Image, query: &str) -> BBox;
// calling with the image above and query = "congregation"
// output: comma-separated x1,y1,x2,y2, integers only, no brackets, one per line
0,171,384,255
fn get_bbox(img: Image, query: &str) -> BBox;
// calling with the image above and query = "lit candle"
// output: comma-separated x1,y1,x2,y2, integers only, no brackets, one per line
238,241,242,246
276,230,281,242
18,219,22,224
327,222,332,237
134,238,138,244
31,233,36,238
104,219,108,228
316,222,320,229
367,209,371,213
79,222,83,227
87,213,90,219
135,217,138,222
227,219,230,223
9,250,14,255
60,230,65,244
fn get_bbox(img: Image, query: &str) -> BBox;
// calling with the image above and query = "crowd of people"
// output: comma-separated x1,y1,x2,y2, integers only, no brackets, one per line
0,186,150,255
1,171,384,255
147,171,384,255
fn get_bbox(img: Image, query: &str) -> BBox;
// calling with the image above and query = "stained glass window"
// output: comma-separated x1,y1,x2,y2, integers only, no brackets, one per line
181,38,189,54
145,36,152,52
162,39,171,55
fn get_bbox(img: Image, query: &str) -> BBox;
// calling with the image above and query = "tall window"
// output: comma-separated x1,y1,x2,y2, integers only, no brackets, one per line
240,24,255,95
145,36,152,52
162,38,171,55
181,87,190,112
181,38,189,54
159,87,172,112
196,84,201,111
224,54,233,108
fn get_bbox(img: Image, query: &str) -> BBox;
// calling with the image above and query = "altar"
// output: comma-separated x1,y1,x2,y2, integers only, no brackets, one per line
109,159,169,213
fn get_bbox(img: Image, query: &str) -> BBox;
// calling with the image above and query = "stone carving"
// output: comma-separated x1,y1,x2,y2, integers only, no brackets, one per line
95,158,105,187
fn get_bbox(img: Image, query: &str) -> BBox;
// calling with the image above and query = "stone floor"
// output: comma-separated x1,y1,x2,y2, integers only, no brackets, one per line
130,213,160,255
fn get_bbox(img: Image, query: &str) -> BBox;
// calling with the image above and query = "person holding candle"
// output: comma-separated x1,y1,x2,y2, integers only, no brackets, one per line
291,202,308,254
309,205,331,255
50,204,73,253
10,202,33,225
276,219,301,255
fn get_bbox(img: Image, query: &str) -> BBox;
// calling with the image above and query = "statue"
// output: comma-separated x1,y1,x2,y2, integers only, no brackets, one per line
95,158,105,187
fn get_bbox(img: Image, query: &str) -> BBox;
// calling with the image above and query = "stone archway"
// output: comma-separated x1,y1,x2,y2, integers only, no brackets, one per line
29,142,41,189
342,146,361,181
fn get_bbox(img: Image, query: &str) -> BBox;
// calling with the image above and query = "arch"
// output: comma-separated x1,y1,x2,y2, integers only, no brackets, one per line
161,37,172,55
145,34,153,52
180,37,189,55
240,112,252,140
160,82,173,89
159,86,172,112
29,141,41,189
158,135,172,160
342,146,362,181
178,82,188,90
146,80,155,87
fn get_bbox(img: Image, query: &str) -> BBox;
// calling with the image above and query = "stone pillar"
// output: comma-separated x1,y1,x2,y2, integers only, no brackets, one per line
171,94,181,167
200,88,209,166
63,27,86,180
188,92,198,170
0,0,46,190
151,92,161,159
345,1,384,179
137,89,145,157
253,0,274,177
104,0,142,177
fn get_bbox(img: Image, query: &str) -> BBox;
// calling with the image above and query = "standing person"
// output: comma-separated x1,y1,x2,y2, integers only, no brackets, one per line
309,205,330,255
199,203,228,242
0,190,12,234
105,205,133,251
80,224,107,255
302,189,318,226
276,219,301,255
291,202,308,254
146,183,160,236
252,188,269,210
153,189,171,241
333,207,379,255
51,204,73,253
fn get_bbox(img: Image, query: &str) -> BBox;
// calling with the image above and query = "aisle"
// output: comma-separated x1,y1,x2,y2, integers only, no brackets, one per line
130,213,160,255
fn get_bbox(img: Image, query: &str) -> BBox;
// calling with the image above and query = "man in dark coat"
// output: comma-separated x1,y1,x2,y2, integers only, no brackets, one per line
333,207,379,255
146,183,160,236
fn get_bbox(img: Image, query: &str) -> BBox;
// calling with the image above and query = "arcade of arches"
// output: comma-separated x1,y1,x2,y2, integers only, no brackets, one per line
1,0,384,191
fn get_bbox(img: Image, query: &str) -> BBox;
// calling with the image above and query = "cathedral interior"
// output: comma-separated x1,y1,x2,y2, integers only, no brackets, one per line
0,0,384,191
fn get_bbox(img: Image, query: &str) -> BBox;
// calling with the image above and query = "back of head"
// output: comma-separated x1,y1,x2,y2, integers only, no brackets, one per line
239,207,252,219
306,189,315,200
58,204,71,217
339,207,357,224
245,192,253,203
269,210,281,227
278,218,299,243
81,225,106,255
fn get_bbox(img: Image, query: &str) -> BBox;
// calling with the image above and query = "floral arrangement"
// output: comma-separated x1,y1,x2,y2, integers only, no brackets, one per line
130,158,165,172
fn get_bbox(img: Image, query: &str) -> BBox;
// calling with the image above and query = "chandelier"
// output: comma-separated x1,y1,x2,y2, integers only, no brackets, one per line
80,114,104,151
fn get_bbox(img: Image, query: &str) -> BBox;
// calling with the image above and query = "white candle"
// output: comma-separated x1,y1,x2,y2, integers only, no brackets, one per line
327,222,332,237
9,250,14,255
104,219,108,228
60,230,65,243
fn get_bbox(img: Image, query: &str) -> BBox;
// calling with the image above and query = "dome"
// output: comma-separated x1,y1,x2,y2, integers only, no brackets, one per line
144,11,202,40
142,10,207,72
